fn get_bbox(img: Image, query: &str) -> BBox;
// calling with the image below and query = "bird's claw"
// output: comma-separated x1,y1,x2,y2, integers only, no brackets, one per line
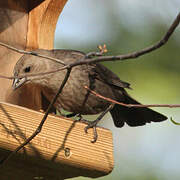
84,121,98,143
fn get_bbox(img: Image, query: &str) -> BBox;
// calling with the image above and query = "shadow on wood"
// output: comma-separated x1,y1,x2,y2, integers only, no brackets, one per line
0,102,114,179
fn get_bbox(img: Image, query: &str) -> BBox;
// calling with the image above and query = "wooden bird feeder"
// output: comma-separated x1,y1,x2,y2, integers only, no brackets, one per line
0,1,114,179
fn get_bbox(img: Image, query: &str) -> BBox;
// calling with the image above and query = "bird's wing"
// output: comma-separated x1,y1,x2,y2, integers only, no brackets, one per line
37,49,131,89
94,63,131,89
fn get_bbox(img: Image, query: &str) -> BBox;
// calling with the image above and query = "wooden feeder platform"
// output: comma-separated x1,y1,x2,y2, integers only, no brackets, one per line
0,1,114,179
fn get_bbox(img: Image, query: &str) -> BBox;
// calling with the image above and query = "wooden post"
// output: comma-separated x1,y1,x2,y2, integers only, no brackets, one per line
0,0,67,110
0,1,114,179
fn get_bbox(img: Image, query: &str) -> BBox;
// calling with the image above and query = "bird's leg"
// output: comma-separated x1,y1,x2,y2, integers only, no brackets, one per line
78,116,94,125
65,112,77,118
84,104,114,143
66,112,102,126
66,113,90,124
73,114,93,124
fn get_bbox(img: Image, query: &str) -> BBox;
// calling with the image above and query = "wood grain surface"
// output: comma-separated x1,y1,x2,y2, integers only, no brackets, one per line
0,102,114,179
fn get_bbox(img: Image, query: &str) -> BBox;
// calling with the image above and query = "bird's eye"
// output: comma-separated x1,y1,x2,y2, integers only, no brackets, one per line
24,66,31,73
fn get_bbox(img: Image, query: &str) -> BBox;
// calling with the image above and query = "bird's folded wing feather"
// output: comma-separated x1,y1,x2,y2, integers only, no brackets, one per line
48,49,131,90
94,64,131,89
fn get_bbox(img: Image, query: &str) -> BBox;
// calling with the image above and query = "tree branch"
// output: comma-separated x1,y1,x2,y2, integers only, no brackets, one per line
73,12,180,64
0,41,65,65
84,86,180,108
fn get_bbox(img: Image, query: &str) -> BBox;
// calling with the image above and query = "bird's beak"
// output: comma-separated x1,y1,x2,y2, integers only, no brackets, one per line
12,77,27,90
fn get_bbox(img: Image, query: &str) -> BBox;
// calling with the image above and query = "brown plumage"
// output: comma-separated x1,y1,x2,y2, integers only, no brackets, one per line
12,49,167,128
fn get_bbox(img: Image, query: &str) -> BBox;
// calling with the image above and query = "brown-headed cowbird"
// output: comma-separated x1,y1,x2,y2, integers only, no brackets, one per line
12,49,167,138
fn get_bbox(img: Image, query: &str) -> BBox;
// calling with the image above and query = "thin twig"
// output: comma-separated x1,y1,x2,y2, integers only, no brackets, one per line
0,75,13,80
0,42,66,65
0,68,72,166
72,12,180,64
85,44,108,58
84,86,180,108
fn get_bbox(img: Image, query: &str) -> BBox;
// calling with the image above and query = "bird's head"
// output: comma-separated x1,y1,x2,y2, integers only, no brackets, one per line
12,54,49,90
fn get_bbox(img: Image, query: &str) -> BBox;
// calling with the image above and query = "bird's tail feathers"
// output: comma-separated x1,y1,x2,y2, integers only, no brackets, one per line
110,94,167,127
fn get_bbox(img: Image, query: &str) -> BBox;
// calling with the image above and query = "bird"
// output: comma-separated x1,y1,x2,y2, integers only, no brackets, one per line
12,49,167,142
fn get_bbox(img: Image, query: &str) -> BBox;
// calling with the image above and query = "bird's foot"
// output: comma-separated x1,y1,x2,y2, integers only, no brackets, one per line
78,117,91,124
84,120,98,143
84,104,114,143
65,113,98,142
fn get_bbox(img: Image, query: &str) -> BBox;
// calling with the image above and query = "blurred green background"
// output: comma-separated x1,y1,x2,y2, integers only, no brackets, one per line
54,0,180,179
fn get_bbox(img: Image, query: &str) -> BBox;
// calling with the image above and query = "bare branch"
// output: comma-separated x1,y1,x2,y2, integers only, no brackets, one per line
84,86,180,108
73,12,180,64
0,42,66,65
86,44,108,58
0,75,13,80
